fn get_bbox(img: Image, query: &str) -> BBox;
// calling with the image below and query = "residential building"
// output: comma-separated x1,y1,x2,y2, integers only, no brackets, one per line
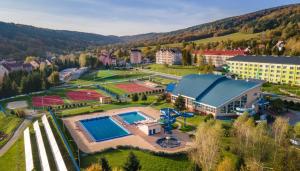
191,50,246,67
0,61,32,83
130,49,142,64
98,50,117,66
170,74,261,117
227,55,300,85
155,48,182,65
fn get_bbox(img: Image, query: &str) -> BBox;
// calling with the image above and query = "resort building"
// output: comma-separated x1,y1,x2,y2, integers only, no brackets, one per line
130,49,142,64
0,61,32,83
155,48,182,65
98,50,117,66
170,74,262,117
191,50,246,67
227,55,300,85
137,120,161,135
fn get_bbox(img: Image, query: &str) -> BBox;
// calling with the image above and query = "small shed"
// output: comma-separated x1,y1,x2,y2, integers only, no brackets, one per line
138,121,161,135
99,96,112,104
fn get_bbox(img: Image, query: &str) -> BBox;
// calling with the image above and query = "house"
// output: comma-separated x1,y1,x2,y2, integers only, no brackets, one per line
130,49,142,64
191,50,246,67
155,48,182,65
98,50,117,66
170,74,261,117
0,61,32,83
227,55,300,85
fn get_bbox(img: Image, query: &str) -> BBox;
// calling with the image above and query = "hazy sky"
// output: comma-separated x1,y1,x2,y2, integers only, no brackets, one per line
0,0,298,36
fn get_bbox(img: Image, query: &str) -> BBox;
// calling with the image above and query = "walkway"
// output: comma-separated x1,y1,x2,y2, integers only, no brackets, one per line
0,118,32,156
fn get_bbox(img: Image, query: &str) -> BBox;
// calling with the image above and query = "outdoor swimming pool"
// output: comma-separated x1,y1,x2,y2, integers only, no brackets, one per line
118,111,148,124
80,116,130,142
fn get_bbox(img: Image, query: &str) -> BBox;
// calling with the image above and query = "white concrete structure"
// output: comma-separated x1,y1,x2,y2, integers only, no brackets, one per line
24,127,34,171
33,121,50,171
137,120,161,135
156,48,182,65
42,115,68,171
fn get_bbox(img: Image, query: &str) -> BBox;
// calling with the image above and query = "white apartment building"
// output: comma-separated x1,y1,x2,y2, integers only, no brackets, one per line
156,49,182,65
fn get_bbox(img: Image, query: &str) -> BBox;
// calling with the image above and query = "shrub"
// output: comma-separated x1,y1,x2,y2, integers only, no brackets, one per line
131,93,139,102
141,94,147,101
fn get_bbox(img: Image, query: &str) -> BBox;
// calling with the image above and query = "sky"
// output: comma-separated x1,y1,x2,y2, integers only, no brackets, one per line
0,0,298,36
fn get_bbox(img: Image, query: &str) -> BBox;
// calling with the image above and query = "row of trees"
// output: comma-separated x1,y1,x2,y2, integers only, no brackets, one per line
86,152,141,171
190,114,300,171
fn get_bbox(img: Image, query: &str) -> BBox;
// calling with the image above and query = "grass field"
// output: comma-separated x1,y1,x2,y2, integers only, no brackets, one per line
0,115,23,147
149,77,176,85
262,83,300,97
71,69,151,85
160,32,260,48
148,64,200,76
0,137,25,171
81,149,192,171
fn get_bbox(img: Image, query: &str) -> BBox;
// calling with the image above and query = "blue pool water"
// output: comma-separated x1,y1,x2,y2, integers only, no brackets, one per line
80,116,130,142
118,111,147,124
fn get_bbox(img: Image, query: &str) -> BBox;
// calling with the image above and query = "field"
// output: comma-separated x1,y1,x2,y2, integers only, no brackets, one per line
66,90,104,101
262,83,300,97
115,83,153,93
32,95,64,107
159,32,260,48
0,114,23,147
81,149,192,171
147,64,200,76
70,69,151,85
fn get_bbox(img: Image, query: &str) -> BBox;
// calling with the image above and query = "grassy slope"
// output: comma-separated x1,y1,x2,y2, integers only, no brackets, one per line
81,149,192,171
0,137,25,171
0,115,22,147
151,32,260,48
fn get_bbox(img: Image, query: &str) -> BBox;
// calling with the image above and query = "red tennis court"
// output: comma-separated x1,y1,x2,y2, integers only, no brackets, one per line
32,95,64,107
115,83,153,93
66,90,104,101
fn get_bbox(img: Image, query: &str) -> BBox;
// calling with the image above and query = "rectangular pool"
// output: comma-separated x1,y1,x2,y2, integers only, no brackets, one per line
118,111,147,124
79,116,130,142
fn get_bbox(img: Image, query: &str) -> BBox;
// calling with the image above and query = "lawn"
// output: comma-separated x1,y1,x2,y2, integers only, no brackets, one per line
0,137,25,171
149,77,177,85
70,69,151,85
262,83,300,97
177,115,206,127
0,116,23,147
81,149,192,171
159,32,260,48
147,64,201,76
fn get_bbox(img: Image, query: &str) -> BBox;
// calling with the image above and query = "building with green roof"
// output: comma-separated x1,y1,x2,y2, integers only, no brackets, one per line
170,74,262,117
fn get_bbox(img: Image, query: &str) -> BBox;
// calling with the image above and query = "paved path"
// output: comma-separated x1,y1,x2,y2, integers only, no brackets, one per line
0,118,32,157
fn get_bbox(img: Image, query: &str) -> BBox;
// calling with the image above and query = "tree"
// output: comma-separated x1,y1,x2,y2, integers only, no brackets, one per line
190,121,222,171
100,157,111,171
123,152,142,171
79,53,89,67
272,117,289,146
48,71,60,86
141,94,147,101
174,95,185,111
131,93,139,102
86,163,103,171
216,157,236,171
294,122,300,138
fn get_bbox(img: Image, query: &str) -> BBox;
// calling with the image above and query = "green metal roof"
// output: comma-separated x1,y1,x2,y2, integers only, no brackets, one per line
172,74,261,107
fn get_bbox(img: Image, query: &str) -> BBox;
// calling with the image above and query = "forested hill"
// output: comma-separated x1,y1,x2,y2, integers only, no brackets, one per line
1,3,299,59
121,3,300,46
0,22,122,59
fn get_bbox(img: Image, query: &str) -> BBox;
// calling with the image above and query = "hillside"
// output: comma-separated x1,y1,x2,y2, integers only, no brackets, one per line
0,3,299,59
0,22,122,59
121,4,300,47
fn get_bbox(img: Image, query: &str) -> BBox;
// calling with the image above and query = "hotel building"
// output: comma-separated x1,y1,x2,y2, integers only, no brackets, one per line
155,48,182,65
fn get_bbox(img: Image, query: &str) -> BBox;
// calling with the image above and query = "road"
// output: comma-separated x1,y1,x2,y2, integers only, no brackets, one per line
0,118,32,156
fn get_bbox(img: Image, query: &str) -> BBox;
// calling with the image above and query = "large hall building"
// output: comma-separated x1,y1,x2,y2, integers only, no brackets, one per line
170,74,262,117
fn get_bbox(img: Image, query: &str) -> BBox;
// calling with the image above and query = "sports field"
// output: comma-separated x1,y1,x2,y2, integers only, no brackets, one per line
32,95,64,107
115,83,153,93
66,90,104,101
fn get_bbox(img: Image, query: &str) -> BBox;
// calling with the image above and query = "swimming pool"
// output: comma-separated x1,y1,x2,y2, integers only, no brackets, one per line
79,116,130,142
118,111,148,124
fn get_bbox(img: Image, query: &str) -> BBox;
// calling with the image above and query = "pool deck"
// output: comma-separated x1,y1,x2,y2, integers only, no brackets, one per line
63,107,193,154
